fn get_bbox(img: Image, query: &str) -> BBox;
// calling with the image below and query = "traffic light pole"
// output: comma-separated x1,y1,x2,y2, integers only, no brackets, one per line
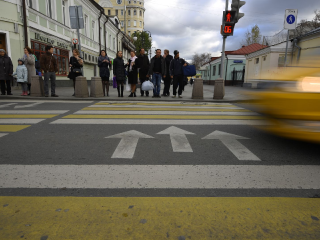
220,0,229,79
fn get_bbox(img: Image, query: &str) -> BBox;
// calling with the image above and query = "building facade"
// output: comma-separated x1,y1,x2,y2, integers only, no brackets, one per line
0,0,134,85
97,0,145,36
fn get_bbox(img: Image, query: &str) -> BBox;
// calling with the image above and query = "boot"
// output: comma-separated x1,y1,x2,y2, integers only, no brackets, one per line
133,92,136,97
117,87,120,97
128,92,133,97
121,86,124,97
21,91,24,96
24,91,28,96
106,84,109,97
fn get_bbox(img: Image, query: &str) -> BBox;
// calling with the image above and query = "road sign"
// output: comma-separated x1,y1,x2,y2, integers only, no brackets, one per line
69,6,84,29
72,39,79,44
284,9,298,29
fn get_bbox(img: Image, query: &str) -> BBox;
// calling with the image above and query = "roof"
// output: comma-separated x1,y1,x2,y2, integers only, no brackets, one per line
230,43,268,55
297,27,320,40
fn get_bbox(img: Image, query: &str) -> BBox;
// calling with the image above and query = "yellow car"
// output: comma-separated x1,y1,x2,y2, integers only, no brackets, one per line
249,57,320,143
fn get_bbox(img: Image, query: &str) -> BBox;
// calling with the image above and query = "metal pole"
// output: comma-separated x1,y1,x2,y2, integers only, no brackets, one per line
76,6,82,58
22,0,28,47
220,0,228,79
284,29,289,67
124,0,126,34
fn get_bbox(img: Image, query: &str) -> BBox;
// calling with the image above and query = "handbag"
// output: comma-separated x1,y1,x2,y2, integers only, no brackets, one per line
113,76,117,88
183,65,196,77
126,80,131,92
71,57,82,73
141,80,154,91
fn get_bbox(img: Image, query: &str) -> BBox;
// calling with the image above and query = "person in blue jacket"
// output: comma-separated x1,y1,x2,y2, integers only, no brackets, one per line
13,58,28,96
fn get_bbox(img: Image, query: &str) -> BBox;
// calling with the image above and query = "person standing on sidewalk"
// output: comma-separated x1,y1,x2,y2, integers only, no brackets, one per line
0,49,13,95
68,49,83,96
162,49,173,97
23,47,36,95
135,48,150,97
113,51,128,97
12,58,28,96
149,49,166,98
127,50,138,97
98,50,111,97
170,50,187,98
40,45,58,97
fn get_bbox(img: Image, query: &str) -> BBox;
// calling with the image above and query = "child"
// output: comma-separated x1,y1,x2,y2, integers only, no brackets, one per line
13,58,28,96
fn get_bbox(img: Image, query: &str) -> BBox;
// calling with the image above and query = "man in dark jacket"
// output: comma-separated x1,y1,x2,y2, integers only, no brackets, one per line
40,45,59,97
135,48,150,97
170,50,187,98
0,49,13,95
148,49,166,98
162,49,173,96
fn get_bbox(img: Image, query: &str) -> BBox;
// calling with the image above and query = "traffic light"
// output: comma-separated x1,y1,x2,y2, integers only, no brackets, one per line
221,11,236,36
231,0,246,23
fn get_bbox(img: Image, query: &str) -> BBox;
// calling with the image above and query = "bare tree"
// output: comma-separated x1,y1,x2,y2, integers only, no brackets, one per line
191,53,212,70
240,24,262,47
293,9,320,37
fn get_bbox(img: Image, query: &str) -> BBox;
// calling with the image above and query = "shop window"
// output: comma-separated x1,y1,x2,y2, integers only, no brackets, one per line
31,40,69,76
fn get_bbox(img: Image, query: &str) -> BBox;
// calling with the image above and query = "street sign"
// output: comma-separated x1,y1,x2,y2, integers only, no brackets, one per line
69,6,84,29
72,39,79,44
284,9,298,29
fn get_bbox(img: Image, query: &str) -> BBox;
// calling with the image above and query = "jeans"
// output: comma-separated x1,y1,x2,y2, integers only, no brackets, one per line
152,73,162,96
173,75,184,96
44,72,56,95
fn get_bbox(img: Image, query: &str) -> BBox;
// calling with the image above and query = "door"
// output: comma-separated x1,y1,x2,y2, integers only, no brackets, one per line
0,34,7,52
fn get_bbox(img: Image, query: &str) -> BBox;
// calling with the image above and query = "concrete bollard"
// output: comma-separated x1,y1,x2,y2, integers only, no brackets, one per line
191,78,204,99
213,78,225,99
75,76,89,98
30,75,44,97
90,77,104,98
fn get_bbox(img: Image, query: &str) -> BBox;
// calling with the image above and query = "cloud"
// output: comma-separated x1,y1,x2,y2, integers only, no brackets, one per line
144,0,319,61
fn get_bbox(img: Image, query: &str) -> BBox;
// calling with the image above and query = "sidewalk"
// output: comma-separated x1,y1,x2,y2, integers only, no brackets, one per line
0,83,256,103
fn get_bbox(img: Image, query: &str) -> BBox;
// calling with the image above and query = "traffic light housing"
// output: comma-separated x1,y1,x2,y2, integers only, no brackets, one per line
221,11,236,36
231,0,246,23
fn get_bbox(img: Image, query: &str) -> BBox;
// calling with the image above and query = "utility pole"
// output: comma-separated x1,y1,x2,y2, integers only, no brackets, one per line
220,0,228,79
124,0,127,34
75,6,82,58
22,0,28,47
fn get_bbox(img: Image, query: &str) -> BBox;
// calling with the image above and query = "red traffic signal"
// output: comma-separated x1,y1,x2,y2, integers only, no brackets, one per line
221,23,234,36
223,11,236,24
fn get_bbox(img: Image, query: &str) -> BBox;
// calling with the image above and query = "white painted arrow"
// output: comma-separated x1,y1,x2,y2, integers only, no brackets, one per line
157,126,195,152
106,130,154,159
0,103,17,108
14,102,43,109
202,131,260,161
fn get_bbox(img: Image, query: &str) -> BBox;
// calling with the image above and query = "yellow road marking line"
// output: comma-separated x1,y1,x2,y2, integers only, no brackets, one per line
95,102,234,107
0,197,319,239
64,115,263,120
0,125,31,132
0,115,57,119
82,107,251,112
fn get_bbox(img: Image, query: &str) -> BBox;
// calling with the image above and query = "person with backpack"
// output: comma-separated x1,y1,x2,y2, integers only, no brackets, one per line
169,50,187,98
68,49,83,96
12,58,28,96
98,50,111,97
23,46,36,95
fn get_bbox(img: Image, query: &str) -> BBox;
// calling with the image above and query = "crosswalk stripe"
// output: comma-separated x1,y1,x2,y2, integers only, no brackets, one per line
0,125,31,132
63,114,263,120
51,119,268,125
0,110,69,114
86,105,244,110
0,119,45,124
0,133,8,138
1,165,319,189
74,110,259,116
95,102,234,107
0,114,58,119
0,100,94,103
82,107,250,112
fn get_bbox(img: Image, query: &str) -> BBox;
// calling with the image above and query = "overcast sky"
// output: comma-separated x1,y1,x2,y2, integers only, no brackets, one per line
144,0,319,61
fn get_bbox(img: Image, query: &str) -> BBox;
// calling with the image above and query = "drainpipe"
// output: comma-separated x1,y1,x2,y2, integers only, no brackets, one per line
22,0,28,47
293,39,301,63
104,16,109,50
116,29,121,52
98,10,103,52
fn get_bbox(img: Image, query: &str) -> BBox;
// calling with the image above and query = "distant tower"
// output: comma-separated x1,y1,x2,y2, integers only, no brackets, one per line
97,0,145,36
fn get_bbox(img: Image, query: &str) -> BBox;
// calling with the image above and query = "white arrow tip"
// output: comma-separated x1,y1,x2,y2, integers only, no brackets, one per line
106,130,154,139
202,131,249,140
157,126,195,135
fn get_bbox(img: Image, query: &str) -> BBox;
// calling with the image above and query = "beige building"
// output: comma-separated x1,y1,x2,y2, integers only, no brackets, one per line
96,0,145,36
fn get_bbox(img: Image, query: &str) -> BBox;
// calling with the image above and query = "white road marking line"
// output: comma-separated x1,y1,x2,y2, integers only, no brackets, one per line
203,131,261,161
74,111,259,116
97,101,233,105
0,103,17,108
0,119,45,124
0,110,69,114
157,126,195,152
87,105,242,109
51,119,269,125
106,130,154,159
1,165,320,189
0,100,93,103
14,102,43,109
0,133,8,138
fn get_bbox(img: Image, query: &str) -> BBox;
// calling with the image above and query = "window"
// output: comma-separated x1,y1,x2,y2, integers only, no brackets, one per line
121,10,124,16
139,21,142,27
28,0,33,8
84,15,88,36
113,38,115,50
213,66,216,76
121,21,124,28
140,10,142,16
255,58,259,64
263,56,266,61
128,1,131,3
92,21,95,40
47,0,52,18
134,20,136,26
134,10,137,15
128,31,131,36
134,0,136,3
128,10,131,15
128,20,131,26
31,40,69,76
62,0,66,25
218,64,221,75
116,10,118,15
108,9,111,15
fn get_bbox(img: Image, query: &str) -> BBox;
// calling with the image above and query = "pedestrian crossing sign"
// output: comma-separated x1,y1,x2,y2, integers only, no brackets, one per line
284,9,298,29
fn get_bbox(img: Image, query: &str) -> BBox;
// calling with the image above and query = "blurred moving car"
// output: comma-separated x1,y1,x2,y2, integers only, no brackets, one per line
249,57,320,143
